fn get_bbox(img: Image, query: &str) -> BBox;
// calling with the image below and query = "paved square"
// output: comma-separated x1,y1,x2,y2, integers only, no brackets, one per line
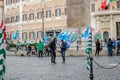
5,56,120,80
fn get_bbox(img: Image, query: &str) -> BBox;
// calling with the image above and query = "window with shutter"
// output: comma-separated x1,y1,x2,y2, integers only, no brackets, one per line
117,1,120,8
91,3,95,12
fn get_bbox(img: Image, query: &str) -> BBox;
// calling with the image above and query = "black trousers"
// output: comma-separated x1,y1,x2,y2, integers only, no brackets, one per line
38,51,43,57
95,48,100,56
51,50,56,63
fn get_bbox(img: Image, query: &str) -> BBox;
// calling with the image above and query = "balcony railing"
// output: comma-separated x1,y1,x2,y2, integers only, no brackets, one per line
91,8,120,16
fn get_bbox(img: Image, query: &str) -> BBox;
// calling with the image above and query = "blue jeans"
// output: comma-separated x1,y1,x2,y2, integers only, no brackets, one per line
61,51,65,62
26,50,31,55
108,47,113,56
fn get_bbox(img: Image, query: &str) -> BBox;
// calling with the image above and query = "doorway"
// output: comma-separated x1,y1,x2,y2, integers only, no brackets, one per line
116,22,120,39
103,31,109,41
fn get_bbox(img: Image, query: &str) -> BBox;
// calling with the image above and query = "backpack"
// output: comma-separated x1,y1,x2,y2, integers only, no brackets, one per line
108,41,113,46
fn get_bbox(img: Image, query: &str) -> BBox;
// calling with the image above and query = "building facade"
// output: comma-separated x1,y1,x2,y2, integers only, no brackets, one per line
5,0,67,43
90,0,120,40
5,0,91,43
0,0,3,22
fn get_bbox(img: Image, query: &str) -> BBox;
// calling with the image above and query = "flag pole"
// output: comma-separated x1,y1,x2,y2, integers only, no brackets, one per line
89,27,93,80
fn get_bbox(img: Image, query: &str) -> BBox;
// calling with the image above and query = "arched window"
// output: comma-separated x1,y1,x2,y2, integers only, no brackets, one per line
103,31,109,41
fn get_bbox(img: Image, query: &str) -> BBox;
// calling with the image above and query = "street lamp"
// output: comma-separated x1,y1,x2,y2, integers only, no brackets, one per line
19,0,23,42
41,0,45,41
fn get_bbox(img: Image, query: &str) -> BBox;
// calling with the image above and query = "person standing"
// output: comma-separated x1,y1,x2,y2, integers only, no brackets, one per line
26,45,32,56
107,38,113,56
37,40,44,57
95,39,100,56
44,41,51,56
60,40,67,63
49,38,57,64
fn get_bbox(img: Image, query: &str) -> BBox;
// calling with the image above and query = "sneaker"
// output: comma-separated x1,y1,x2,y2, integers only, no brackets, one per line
62,61,65,63
54,62,56,64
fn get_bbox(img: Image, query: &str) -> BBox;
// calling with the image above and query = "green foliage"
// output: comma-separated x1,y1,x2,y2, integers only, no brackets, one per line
29,43,37,46
21,44,26,47
9,44,16,48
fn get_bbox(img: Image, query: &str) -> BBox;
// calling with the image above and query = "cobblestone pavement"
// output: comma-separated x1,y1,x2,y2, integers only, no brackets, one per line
5,56,120,80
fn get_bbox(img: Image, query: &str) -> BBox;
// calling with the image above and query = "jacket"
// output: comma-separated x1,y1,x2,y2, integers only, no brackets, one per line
49,41,56,51
37,42,44,51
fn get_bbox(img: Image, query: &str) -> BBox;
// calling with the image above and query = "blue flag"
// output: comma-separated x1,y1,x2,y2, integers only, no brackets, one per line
12,30,19,40
43,33,48,45
80,26,89,39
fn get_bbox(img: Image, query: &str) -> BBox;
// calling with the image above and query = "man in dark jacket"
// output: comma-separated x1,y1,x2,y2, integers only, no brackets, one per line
60,40,67,63
49,38,57,64
26,45,31,56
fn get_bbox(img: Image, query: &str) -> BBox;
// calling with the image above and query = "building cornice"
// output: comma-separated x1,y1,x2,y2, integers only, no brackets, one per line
92,9,120,16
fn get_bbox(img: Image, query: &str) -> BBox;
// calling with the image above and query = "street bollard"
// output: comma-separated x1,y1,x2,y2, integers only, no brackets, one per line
90,57,94,80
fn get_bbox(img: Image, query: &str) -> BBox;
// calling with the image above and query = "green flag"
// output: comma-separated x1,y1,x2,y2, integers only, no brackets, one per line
110,0,115,2
0,20,6,80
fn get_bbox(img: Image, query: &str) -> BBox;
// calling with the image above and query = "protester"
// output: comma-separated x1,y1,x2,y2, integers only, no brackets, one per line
49,38,57,64
60,40,67,63
26,45,32,56
32,46,36,55
117,41,120,55
100,39,103,51
44,41,51,56
95,39,100,56
37,40,44,57
112,38,116,50
107,38,113,56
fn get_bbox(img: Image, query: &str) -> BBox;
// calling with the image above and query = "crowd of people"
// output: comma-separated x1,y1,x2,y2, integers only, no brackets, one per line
14,37,120,64
95,38,120,56
22,38,67,64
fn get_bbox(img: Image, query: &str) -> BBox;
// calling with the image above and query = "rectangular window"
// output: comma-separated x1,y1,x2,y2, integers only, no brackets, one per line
16,15,20,22
22,32,27,40
6,18,9,23
37,31,41,38
46,10,51,18
91,3,95,12
6,0,8,5
117,1,120,8
23,14,27,21
30,32,34,39
16,0,20,2
55,8,61,17
37,11,42,19
11,0,14,4
6,0,10,5
29,13,34,20
11,17,14,23
65,8,67,15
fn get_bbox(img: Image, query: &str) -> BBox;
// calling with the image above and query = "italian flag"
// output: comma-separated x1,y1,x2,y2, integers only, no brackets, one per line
101,0,115,10
0,20,6,80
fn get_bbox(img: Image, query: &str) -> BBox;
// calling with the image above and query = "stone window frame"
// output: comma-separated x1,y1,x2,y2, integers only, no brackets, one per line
64,8,67,15
16,15,20,22
16,0,20,3
55,8,61,17
46,10,51,18
6,17,10,23
29,13,34,20
29,31,35,39
22,32,27,40
91,3,95,12
11,16,14,23
37,31,42,38
23,14,27,21
37,11,42,19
